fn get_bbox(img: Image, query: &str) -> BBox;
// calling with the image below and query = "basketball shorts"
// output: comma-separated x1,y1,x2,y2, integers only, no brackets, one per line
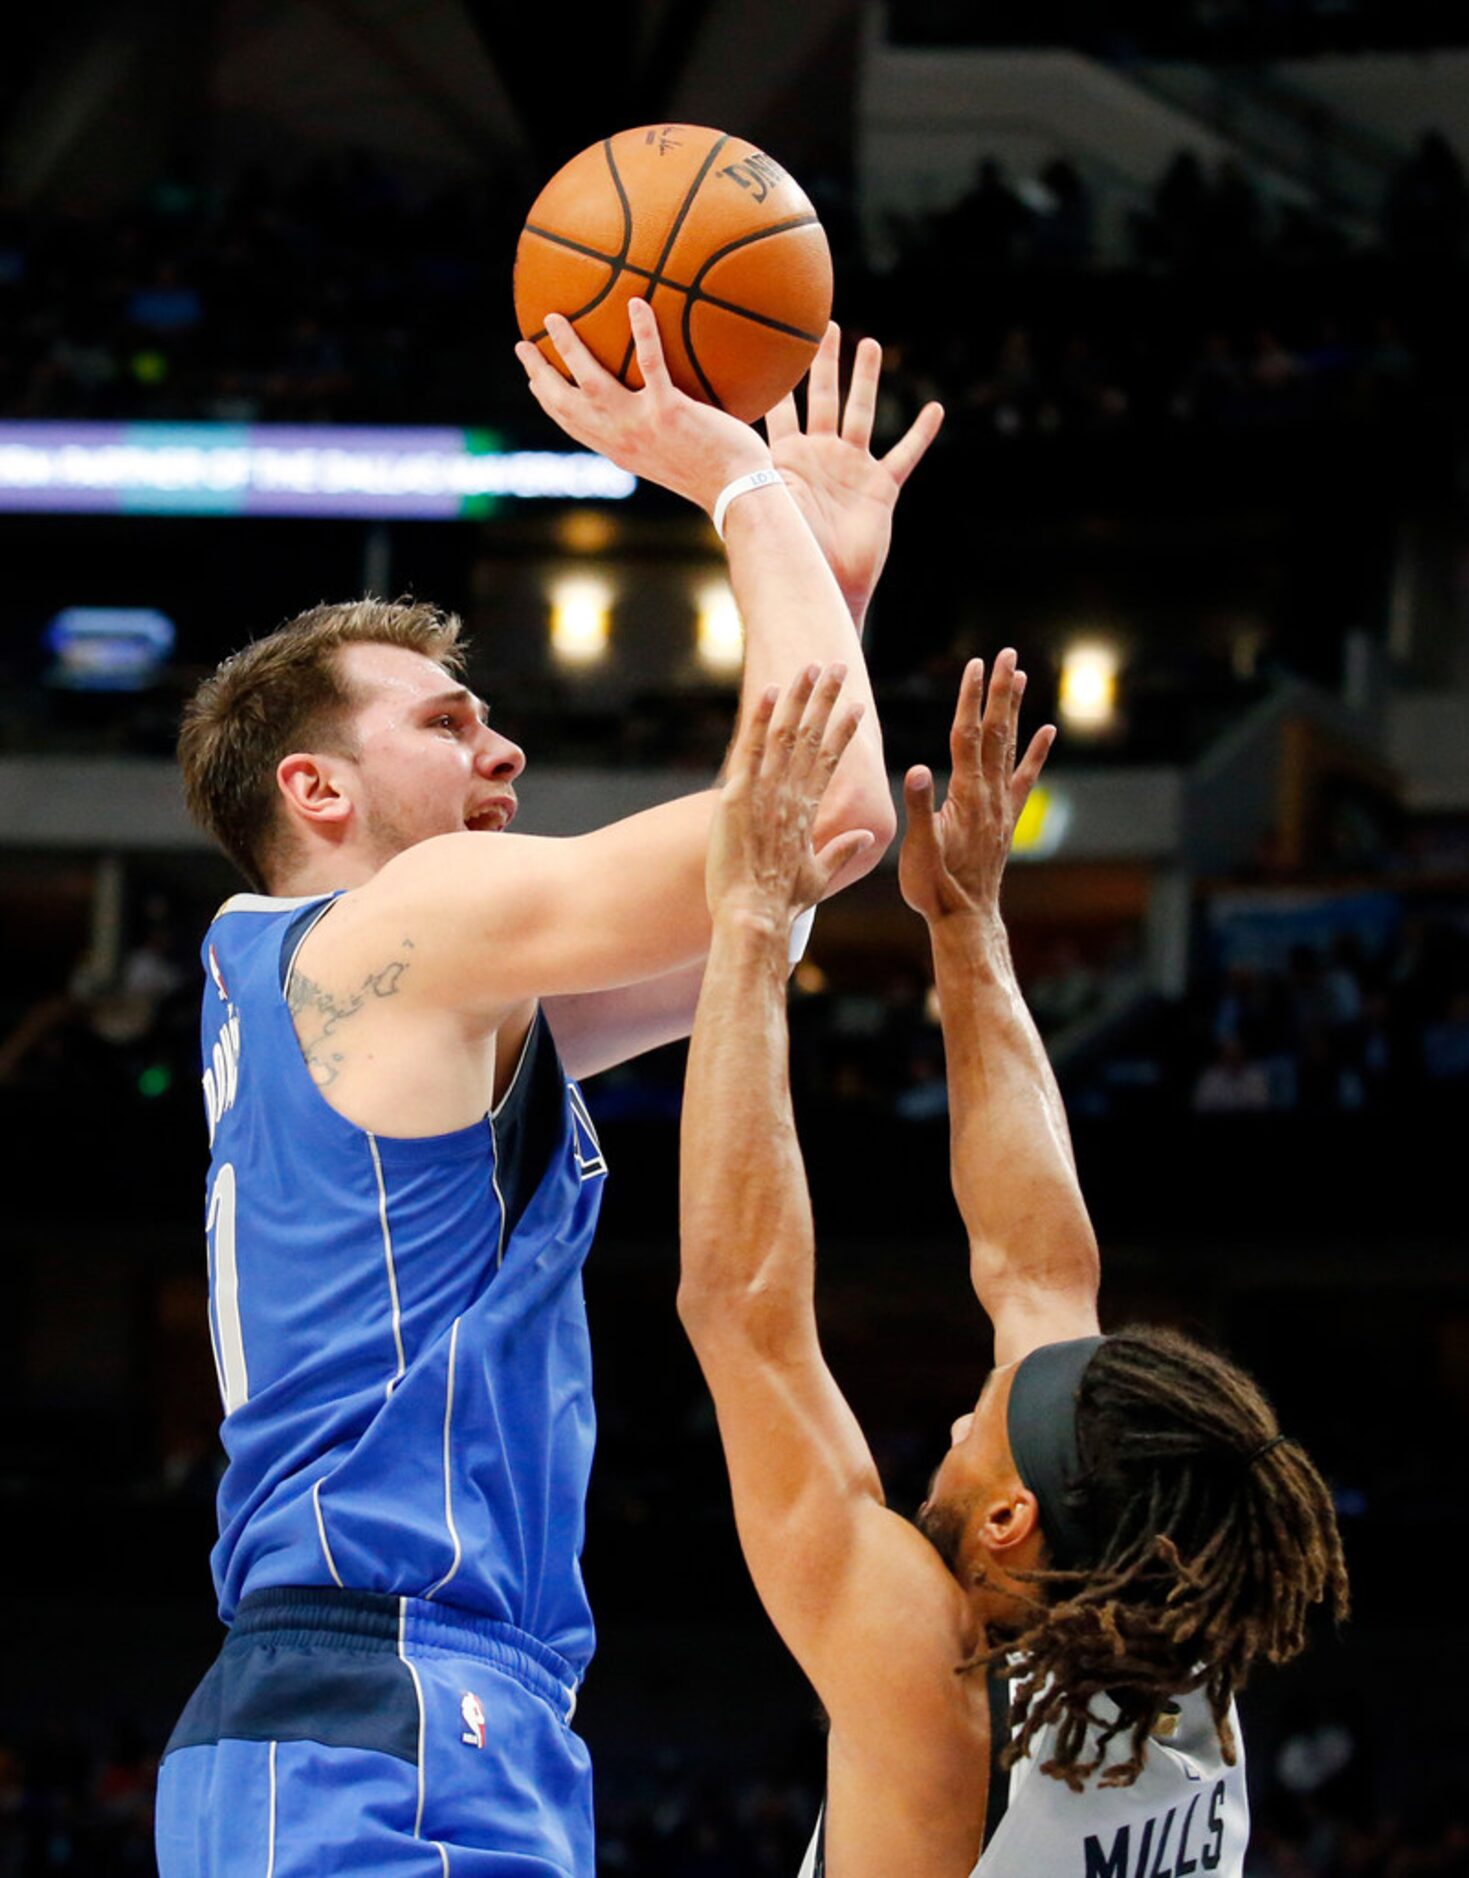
156,1586,593,1876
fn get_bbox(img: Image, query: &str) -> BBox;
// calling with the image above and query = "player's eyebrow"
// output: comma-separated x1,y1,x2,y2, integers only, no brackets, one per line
423,686,491,726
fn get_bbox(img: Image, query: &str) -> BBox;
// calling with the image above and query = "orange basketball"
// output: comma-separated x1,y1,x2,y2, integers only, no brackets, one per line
514,125,833,424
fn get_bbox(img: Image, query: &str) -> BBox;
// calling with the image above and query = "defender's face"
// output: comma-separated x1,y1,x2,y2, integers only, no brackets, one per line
917,1364,1021,1580
335,643,526,861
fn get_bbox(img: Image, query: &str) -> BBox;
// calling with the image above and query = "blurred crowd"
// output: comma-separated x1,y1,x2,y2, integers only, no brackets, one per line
1189,911,1469,1115
870,134,1466,446
0,135,1464,436
891,0,1469,59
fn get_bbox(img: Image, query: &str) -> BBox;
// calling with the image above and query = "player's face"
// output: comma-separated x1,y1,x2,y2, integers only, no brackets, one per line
336,643,526,863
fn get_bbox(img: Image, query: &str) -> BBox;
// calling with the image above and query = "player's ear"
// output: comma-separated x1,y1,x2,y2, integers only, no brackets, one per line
277,752,353,828
976,1487,1040,1558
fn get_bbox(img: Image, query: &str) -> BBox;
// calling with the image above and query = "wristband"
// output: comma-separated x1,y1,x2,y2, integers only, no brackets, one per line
712,468,784,540
789,905,816,966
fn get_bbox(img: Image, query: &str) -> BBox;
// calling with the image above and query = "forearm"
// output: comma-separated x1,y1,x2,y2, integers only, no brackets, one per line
678,910,815,1343
929,912,1099,1315
724,487,893,849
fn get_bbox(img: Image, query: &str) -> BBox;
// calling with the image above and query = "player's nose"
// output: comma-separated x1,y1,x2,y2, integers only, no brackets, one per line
476,729,526,782
950,1412,974,1448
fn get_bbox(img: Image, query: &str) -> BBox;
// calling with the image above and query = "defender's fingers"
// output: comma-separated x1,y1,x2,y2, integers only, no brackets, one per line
1007,668,1027,768
761,664,821,780
790,664,851,787
731,684,780,787
1012,724,1057,805
881,401,945,487
948,659,985,769
806,322,841,435
839,336,882,450
982,649,1019,760
812,827,876,893
627,298,672,392
544,312,616,392
808,695,864,795
901,764,943,857
763,392,799,445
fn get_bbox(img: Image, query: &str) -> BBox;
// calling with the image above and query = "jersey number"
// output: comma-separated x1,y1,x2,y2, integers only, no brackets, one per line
206,1162,250,1414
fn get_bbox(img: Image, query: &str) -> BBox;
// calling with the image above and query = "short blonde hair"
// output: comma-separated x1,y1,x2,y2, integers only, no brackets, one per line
178,597,466,889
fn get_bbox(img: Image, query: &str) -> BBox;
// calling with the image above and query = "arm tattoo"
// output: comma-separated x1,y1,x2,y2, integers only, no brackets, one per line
288,940,414,1087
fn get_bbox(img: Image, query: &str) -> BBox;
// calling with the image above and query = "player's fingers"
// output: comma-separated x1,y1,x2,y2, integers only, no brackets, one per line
627,297,672,393
806,322,841,435
762,664,820,781
839,336,882,450
881,401,945,487
763,392,799,445
544,312,616,395
516,339,572,402
948,658,985,773
1012,724,1057,807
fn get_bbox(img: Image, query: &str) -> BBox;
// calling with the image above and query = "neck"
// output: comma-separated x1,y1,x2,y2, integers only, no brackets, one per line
268,847,381,897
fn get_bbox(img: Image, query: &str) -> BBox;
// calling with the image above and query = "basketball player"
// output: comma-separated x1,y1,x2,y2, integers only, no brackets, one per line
156,303,942,1876
679,654,1350,1878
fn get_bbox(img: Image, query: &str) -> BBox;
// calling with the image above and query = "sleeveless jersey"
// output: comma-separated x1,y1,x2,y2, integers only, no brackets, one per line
797,1686,1248,1878
197,891,608,1672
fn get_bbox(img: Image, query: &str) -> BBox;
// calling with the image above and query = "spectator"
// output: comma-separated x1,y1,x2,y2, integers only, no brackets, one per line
1192,1034,1274,1111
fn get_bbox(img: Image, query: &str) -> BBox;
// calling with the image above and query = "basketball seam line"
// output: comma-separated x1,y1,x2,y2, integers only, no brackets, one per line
617,133,731,385
522,220,826,346
524,138,633,346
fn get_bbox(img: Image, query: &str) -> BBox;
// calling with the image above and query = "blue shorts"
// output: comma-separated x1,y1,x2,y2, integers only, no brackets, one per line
156,1587,593,1876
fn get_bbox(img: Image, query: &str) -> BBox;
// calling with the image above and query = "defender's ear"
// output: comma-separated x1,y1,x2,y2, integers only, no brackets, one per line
277,752,353,828
976,1487,1041,1558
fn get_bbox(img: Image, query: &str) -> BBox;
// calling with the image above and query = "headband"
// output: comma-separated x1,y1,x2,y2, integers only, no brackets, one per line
1007,1335,1107,1571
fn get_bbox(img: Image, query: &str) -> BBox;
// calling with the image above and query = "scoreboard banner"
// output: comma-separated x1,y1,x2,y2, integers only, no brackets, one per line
0,422,636,518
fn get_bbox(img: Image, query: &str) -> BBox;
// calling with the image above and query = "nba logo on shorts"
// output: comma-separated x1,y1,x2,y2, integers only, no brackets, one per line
460,1691,487,1749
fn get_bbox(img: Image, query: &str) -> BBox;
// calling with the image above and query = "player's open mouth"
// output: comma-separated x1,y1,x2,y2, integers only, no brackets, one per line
465,799,515,832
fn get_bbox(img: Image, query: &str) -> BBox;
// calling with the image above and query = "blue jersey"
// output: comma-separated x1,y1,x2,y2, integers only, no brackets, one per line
197,891,607,1673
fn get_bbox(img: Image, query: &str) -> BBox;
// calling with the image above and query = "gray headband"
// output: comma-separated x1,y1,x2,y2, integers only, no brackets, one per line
1007,1335,1107,1571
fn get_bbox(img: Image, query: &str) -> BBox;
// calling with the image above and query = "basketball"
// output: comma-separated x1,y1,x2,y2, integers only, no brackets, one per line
514,125,833,423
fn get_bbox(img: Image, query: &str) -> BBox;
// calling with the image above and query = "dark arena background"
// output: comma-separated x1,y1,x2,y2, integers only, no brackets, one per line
2,2,1467,1871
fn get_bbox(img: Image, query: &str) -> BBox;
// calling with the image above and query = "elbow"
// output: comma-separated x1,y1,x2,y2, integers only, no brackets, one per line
676,1268,804,1361
817,781,897,882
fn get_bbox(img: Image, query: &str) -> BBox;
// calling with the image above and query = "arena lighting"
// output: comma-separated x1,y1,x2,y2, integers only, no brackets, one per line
548,572,613,666
695,576,743,675
0,422,636,518
1058,641,1119,732
44,606,176,690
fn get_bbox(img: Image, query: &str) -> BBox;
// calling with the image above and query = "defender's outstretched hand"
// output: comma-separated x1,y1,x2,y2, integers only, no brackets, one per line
516,299,770,514
765,327,944,626
707,664,874,930
899,652,1056,924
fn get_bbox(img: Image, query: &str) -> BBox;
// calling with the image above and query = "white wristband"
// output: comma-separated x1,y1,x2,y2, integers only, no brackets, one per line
789,905,816,966
712,468,784,540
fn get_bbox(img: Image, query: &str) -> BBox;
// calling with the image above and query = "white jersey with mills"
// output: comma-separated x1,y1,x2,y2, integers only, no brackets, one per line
798,1687,1249,1878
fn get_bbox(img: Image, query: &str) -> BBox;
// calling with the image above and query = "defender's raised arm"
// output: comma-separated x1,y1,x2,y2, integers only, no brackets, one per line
899,654,1100,1366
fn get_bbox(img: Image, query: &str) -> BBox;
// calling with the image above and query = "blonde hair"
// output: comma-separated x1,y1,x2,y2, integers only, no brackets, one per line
178,597,466,889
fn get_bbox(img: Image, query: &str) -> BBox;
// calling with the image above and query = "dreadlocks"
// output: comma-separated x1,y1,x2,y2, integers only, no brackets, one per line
983,1325,1349,1791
